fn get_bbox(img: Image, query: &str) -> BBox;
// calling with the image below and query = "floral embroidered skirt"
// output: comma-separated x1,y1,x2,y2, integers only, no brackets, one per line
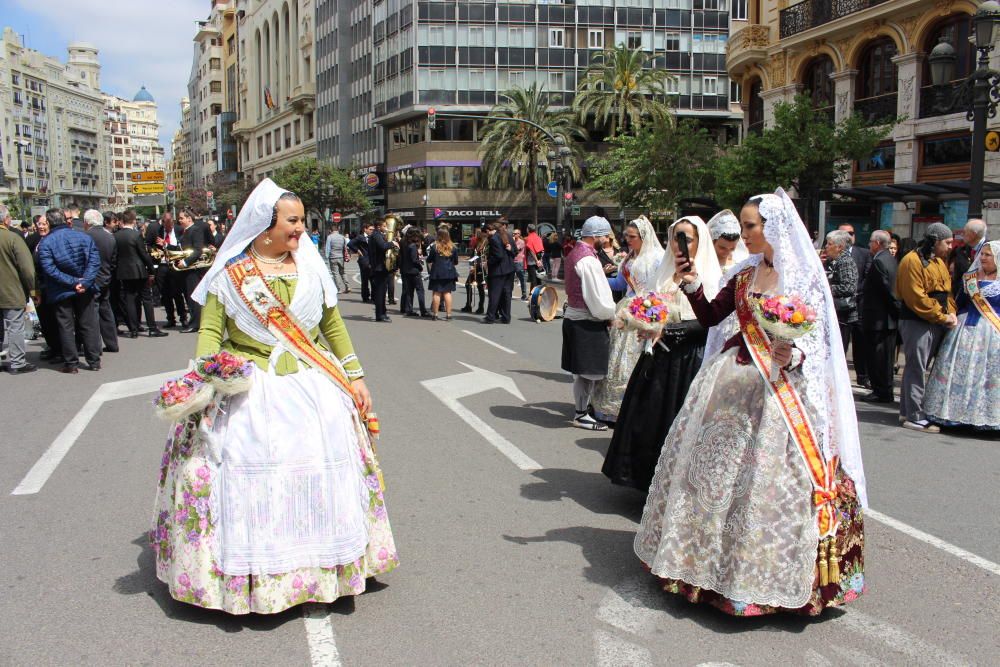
634,348,865,616
924,312,1000,430
150,370,398,615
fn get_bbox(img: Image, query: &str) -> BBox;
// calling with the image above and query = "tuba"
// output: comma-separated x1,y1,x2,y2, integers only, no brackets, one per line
164,247,217,271
383,213,403,272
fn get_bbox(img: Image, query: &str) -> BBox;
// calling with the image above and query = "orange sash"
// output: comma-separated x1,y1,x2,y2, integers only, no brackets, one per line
735,268,839,537
225,254,384,487
964,271,1000,336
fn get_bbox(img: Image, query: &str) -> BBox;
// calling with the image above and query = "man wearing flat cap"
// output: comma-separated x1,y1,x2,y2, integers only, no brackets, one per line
896,222,957,433
561,217,617,431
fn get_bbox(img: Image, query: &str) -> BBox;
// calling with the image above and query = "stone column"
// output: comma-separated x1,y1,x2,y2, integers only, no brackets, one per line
831,69,857,124
760,84,802,128
892,52,922,188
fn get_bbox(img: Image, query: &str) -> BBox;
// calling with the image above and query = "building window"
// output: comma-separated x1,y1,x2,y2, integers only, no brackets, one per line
664,33,680,51
730,80,742,103
470,26,485,46
210,58,221,70
548,28,564,48
470,69,485,90
549,72,565,91
923,15,976,85
802,56,835,110
210,81,222,93
666,77,679,95
703,77,719,96
588,30,604,49
732,0,748,20
857,38,898,99
265,134,272,155
284,123,292,149
627,32,642,50
257,136,264,157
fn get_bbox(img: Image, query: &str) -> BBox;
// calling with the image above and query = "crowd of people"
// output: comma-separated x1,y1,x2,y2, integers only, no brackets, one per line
0,204,225,375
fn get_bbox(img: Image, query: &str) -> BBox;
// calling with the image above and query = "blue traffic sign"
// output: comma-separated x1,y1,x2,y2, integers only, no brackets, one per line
546,181,558,198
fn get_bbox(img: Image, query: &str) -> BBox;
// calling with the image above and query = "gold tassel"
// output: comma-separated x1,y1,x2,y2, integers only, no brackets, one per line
828,539,841,585
818,540,829,586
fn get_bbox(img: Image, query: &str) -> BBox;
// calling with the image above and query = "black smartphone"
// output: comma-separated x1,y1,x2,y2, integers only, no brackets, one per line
676,230,690,266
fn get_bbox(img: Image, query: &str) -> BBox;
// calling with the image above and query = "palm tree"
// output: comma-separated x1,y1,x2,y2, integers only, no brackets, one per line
574,44,673,137
478,83,586,228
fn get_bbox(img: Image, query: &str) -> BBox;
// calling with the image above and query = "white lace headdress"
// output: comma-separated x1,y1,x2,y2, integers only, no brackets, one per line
626,215,664,290
703,188,867,507
707,209,749,268
653,216,723,302
969,240,1000,298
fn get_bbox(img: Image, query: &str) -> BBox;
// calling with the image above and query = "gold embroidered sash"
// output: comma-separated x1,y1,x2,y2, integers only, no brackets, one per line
735,268,839,538
225,254,384,487
964,271,1000,336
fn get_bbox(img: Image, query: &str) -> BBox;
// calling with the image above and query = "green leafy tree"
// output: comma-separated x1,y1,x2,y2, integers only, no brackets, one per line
272,158,372,224
3,196,28,222
715,94,896,223
586,117,719,215
479,84,586,227
179,188,210,216
574,44,673,137
211,180,254,218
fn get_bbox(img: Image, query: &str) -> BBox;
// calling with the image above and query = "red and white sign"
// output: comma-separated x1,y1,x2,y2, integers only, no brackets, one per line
364,173,380,188
167,184,175,192
206,191,214,198
564,192,573,201
331,212,342,224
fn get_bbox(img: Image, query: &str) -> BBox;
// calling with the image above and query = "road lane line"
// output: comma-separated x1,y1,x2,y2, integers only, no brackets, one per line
11,370,181,495
302,604,343,666
866,509,1000,577
461,329,517,354
834,608,968,667
593,629,652,667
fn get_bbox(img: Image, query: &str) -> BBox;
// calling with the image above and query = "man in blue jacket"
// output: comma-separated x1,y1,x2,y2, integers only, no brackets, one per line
36,208,102,373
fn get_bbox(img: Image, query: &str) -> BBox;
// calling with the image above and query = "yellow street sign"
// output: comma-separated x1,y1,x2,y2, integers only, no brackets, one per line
130,170,165,182
131,182,165,194
987,131,1000,152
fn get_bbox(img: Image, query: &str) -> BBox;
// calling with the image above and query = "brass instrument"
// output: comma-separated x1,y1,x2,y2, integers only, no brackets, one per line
383,213,402,272
152,246,217,271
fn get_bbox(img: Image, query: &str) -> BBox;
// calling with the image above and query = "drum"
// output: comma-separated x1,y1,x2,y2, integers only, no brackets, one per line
529,285,560,322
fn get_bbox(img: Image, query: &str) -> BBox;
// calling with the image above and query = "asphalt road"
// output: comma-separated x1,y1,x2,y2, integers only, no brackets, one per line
1,263,998,666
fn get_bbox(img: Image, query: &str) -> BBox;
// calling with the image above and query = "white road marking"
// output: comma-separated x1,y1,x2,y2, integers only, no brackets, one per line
834,609,968,667
421,362,540,470
866,508,1000,577
12,369,182,495
461,329,516,354
302,604,343,666
593,629,652,667
596,575,667,636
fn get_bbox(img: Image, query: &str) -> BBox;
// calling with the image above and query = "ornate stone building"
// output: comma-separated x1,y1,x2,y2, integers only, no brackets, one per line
727,0,1000,238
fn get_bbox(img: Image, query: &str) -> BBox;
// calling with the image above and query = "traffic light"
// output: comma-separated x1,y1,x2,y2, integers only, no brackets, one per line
428,107,436,130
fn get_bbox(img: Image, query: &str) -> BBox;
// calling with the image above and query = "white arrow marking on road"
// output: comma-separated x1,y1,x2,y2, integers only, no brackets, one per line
302,603,344,667
462,329,516,354
866,509,1000,577
11,369,183,496
420,362,540,471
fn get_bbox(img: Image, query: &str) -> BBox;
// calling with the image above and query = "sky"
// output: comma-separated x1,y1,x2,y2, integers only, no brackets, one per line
5,0,207,159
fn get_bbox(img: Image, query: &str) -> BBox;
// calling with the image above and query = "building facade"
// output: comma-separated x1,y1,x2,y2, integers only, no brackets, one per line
0,29,110,212
189,2,230,188
364,0,742,230
232,0,318,183
102,87,168,210
727,0,1000,238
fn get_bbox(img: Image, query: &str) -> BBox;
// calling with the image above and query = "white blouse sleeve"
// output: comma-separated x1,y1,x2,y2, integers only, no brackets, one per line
576,255,617,320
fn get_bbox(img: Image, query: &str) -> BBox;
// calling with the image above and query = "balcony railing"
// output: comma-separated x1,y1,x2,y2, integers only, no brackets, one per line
780,0,890,39
854,92,897,124
919,82,966,119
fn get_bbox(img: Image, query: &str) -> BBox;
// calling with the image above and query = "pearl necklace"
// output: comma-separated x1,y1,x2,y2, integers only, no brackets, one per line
250,245,290,265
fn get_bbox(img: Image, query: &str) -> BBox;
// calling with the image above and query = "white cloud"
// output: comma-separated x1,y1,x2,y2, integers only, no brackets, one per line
12,0,207,158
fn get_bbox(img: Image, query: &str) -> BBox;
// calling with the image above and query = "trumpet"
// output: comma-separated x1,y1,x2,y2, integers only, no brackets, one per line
383,213,403,272
152,247,217,271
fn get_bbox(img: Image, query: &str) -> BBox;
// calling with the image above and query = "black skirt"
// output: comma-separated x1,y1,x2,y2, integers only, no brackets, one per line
601,323,707,491
561,318,610,376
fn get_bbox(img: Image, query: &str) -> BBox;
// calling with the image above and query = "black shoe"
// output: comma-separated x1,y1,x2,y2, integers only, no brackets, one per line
7,362,38,375
861,393,893,404
375,316,392,323
126,331,139,339
474,308,485,315
388,300,397,305
362,299,372,304
460,306,472,313
482,317,496,324
103,346,119,353
148,329,169,338
84,362,101,371
420,312,434,318
179,326,198,333
137,325,147,333
857,377,871,389
58,366,79,374
165,320,178,328
500,318,511,324
404,311,419,318
39,350,56,360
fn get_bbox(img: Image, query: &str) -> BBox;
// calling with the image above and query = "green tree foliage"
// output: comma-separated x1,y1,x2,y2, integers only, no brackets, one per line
715,95,895,220
272,158,372,222
211,180,254,217
586,118,719,214
478,83,586,227
3,196,28,221
178,188,210,216
574,44,673,137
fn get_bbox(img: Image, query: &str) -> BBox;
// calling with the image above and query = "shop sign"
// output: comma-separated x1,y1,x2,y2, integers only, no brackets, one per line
439,209,502,218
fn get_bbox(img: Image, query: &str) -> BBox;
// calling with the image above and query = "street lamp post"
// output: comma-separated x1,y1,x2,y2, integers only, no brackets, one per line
928,0,1000,220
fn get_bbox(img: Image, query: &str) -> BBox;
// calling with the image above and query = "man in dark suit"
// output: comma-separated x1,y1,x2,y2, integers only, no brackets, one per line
144,212,188,328
860,230,899,403
838,223,873,387
114,209,166,338
348,222,374,303
484,222,516,324
368,218,398,322
83,209,119,353
177,210,213,333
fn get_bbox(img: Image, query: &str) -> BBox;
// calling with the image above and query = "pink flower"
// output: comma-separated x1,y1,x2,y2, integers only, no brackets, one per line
174,508,189,522
743,604,763,616
378,547,389,561
843,589,858,602
192,478,204,492
177,572,191,588
292,575,304,589
196,466,211,481
198,518,208,531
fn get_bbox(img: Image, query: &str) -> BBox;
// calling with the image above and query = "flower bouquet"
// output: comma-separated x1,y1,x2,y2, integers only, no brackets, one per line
751,294,817,381
619,292,670,354
195,350,255,395
153,372,214,422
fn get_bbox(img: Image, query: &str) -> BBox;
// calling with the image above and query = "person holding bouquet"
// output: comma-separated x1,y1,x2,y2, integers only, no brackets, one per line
591,216,663,424
602,216,722,489
150,178,397,615
634,189,867,616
